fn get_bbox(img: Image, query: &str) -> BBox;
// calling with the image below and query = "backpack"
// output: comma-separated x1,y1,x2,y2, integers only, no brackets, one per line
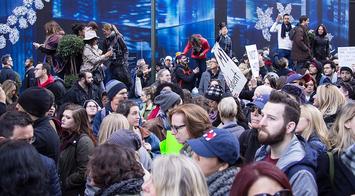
289,26,298,41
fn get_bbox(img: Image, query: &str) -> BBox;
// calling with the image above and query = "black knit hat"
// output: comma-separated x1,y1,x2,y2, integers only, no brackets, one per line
340,66,353,75
18,87,53,117
205,85,224,102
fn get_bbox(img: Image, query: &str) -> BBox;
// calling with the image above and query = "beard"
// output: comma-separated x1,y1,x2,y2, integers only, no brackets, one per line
258,123,287,145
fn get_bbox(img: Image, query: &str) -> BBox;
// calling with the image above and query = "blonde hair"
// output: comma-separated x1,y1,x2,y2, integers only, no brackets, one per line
98,113,130,144
299,104,331,149
151,155,209,196
331,101,355,154
218,97,238,121
316,84,346,117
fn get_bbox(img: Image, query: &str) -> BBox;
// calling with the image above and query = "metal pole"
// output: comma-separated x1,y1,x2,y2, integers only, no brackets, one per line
151,0,156,81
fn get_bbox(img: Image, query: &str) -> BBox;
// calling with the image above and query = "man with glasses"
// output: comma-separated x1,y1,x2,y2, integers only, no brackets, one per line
0,111,61,196
199,57,227,95
34,62,66,106
0,54,21,86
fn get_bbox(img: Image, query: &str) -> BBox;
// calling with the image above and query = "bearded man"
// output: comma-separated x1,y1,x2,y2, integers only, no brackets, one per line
255,90,318,196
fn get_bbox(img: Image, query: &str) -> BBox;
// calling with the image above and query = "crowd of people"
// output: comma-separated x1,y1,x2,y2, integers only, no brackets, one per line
0,14,354,196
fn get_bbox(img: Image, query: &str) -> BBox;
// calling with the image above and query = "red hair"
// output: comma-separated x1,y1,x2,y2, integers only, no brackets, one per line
230,161,292,196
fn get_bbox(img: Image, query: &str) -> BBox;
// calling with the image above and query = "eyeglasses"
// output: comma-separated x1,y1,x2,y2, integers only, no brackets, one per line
19,136,36,144
171,124,186,134
254,189,292,196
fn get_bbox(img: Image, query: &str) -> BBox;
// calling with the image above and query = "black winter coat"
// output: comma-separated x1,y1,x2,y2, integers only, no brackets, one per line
63,82,102,107
317,151,355,195
33,116,60,164
313,35,330,62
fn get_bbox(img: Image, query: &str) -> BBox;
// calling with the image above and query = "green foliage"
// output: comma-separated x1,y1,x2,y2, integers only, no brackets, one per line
57,34,84,58
64,74,78,88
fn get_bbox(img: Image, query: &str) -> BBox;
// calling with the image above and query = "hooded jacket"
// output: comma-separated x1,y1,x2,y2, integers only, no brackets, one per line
255,135,318,196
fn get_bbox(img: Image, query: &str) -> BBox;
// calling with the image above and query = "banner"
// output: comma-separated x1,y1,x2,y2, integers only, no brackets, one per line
212,43,247,96
338,47,355,68
245,44,260,77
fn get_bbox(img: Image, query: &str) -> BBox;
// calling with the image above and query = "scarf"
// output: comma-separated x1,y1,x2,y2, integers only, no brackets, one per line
60,131,80,151
281,23,292,38
206,166,239,196
95,178,144,196
341,144,355,176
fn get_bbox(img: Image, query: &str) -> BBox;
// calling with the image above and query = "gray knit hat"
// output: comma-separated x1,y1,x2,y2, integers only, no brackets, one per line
154,89,181,112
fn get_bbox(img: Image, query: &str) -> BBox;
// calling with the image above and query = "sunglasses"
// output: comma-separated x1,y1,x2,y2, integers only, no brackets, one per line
254,189,292,196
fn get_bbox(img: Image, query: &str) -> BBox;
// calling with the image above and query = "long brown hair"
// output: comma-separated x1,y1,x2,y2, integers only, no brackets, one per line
64,104,96,144
44,20,63,36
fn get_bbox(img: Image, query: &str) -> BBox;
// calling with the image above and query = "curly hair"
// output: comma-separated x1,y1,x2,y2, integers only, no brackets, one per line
87,143,144,189
0,139,49,196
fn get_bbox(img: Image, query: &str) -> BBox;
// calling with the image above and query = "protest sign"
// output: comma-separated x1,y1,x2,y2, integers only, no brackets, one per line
212,43,247,96
338,47,355,68
245,44,260,78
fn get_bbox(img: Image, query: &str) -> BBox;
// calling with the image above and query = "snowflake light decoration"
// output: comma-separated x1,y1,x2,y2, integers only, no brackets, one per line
255,7,274,41
0,0,50,49
0,35,6,49
276,3,294,23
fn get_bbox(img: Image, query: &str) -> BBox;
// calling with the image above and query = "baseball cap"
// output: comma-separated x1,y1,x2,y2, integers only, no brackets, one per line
247,94,270,109
187,128,240,165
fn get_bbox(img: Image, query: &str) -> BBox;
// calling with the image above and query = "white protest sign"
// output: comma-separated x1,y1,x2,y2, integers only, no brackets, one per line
338,47,355,68
212,43,247,96
245,44,260,77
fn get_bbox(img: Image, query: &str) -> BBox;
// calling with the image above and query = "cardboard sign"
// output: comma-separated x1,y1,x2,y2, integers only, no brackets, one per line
338,47,355,68
212,43,247,96
245,44,260,77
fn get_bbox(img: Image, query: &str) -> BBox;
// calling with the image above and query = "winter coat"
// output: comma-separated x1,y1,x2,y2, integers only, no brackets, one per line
81,44,109,72
198,69,227,95
217,34,233,57
317,150,355,196
312,35,330,62
183,34,210,59
255,135,318,196
59,133,95,195
291,25,312,62
175,64,196,91
206,166,239,196
307,133,328,156
38,75,67,106
239,128,261,164
219,121,245,139
0,66,21,86
21,67,36,92
40,154,62,196
64,81,102,107
33,116,60,164
92,104,113,137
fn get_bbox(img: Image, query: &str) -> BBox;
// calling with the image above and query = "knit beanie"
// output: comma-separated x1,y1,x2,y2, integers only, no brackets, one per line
340,66,353,75
105,80,127,101
107,129,142,151
154,89,181,112
18,87,53,117
204,85,224,102
281,84,306,104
